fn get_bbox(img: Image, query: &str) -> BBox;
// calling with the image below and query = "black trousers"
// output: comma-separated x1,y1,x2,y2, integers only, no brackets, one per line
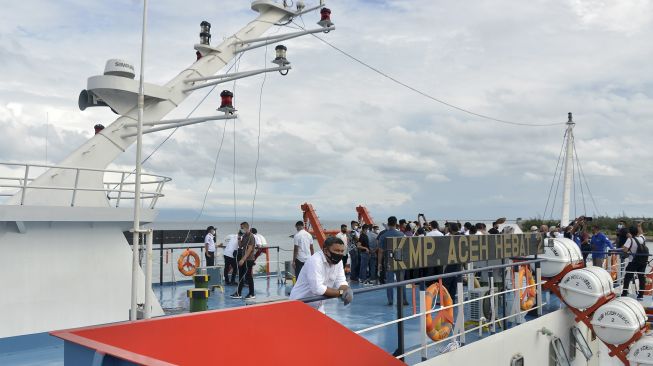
224,253,237,283
237,260,255,296
205,252,215,267
294,258,305,278
622,261,646,298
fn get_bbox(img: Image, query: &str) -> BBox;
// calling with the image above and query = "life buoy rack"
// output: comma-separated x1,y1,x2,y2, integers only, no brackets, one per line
178,249,200,276
518,265,536,311
609,254,619,281
425,282,454,341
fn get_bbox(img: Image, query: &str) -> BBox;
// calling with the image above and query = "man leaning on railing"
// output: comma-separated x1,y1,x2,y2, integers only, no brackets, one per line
289,236,353,314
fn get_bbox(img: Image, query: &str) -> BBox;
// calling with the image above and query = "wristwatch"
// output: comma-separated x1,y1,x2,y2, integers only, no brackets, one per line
338,289,344,297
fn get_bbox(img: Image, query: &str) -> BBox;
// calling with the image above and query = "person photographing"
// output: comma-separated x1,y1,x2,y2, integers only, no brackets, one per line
289,236,353,314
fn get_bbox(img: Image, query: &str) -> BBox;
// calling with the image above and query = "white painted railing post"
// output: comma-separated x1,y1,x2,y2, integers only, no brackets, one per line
70,169,80,207
513,271,521,325
456,281,465,345
20,165,29,205
420,290,427,361
490,275,496,334
536,267,543,317
144,229,153,318
116,172,125,207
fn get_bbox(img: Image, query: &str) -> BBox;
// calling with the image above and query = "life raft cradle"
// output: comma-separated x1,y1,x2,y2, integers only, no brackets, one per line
542,262,647,366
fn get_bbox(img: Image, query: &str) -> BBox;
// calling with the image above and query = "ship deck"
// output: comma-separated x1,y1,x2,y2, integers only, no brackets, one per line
0,275,589,366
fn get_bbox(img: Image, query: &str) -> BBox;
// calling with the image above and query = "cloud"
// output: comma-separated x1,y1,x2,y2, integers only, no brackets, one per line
1,0,652,220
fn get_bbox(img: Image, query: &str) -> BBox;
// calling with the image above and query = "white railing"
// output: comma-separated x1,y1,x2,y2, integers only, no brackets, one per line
0,162,171,208
345,260,546,363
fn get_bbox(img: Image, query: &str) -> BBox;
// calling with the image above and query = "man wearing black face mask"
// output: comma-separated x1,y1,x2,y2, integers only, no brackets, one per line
289,237,353,313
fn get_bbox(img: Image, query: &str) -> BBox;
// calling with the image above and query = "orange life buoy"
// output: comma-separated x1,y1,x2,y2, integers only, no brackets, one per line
178,249,200,276
518,265,536,311
425,282,454,341
609,254,619,281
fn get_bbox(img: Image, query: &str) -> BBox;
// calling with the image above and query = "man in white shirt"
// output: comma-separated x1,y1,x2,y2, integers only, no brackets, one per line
219,233,239,285
289,236,353,313
204,226,217,267
293,221,314,278
621,224,647,299
426,221,444,237
251,228,267,248
335,224,349,270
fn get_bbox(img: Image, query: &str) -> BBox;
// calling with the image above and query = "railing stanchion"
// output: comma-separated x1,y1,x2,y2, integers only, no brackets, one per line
116,172,125,207
395,271,405,360
159,232,164,286
456,281,465,345
20,165,29,205
501,258,507,330
420,290,427,361
277,247,281,284
536,266,543,317
513,269,521,325
71,169,80,206
489,271,496,334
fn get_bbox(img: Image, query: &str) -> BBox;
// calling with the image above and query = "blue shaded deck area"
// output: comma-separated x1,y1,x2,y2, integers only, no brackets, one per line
1,276,623,366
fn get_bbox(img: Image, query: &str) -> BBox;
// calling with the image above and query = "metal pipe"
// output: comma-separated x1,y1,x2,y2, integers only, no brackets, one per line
123,115,234,127
70,169,80,207
144,230,153,318
183,66,291,92
20,165,29,205
121,114,238,138
235,26,335,54
419,290,427,361
298,258,545,302
396,271,404,361
130,0,148,321
159,233,163,286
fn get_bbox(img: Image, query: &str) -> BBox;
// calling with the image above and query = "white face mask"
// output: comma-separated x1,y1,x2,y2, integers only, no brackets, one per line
617,224,624,229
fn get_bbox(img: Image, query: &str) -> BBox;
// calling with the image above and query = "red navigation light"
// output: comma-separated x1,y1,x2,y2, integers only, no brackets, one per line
94,124,105,135
196,50,202,61
317,8,333,28
218,90,235,113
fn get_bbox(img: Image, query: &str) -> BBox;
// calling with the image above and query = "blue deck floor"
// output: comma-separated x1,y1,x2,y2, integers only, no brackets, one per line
2,275,631,366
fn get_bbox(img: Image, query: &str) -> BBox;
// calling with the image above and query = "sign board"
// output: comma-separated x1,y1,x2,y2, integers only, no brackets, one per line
123,230,205,245
385,234,544,271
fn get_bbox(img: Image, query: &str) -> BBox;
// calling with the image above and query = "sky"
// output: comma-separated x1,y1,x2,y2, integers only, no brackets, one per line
0,0,652,222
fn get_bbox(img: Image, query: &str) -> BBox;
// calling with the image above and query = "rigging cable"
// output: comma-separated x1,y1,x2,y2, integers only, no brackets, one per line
232,56,242,225
549,135,567,220
573,142,600,215
251,44,268,225
542,130,568,219
574,138,588,216
290,22,566,128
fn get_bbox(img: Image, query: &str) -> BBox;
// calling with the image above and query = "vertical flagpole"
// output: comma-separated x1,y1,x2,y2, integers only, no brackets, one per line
131,0,148,321
560,112,575,228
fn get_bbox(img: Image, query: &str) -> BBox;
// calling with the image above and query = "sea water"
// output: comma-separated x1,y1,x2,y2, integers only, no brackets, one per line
146,220,345,284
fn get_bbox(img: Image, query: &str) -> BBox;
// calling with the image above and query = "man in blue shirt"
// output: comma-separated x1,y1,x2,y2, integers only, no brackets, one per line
377,216,407,306
590,225,615,268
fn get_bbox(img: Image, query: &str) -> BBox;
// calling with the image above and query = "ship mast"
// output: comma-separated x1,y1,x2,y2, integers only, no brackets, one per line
560,112,575,228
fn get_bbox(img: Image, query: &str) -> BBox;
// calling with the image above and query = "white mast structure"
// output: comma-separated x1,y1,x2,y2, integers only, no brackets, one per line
560,112,575,228
0,0,334,338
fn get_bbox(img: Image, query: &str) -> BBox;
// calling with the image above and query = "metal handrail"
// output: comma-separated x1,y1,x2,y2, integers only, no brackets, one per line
0,162,171,208
297,258,546,363
298,258,545,303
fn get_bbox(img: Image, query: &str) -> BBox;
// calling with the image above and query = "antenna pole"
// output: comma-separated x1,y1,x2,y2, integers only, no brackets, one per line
45,112,48,164
131,0,148,321
560,112,575,227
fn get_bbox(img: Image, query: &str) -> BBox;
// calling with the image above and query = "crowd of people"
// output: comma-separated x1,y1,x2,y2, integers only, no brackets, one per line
202,222,268,301
203,215,649,311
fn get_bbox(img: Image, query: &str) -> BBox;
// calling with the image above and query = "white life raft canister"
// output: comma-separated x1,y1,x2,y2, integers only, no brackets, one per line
537,238,584,277
558,267,614,309
591,297,646,345
628,335,653,365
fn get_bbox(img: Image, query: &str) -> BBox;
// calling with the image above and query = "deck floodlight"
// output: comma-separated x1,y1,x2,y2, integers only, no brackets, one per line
200,21,211,45
317,8,333,28
296,0,305,11
218,90,236,113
